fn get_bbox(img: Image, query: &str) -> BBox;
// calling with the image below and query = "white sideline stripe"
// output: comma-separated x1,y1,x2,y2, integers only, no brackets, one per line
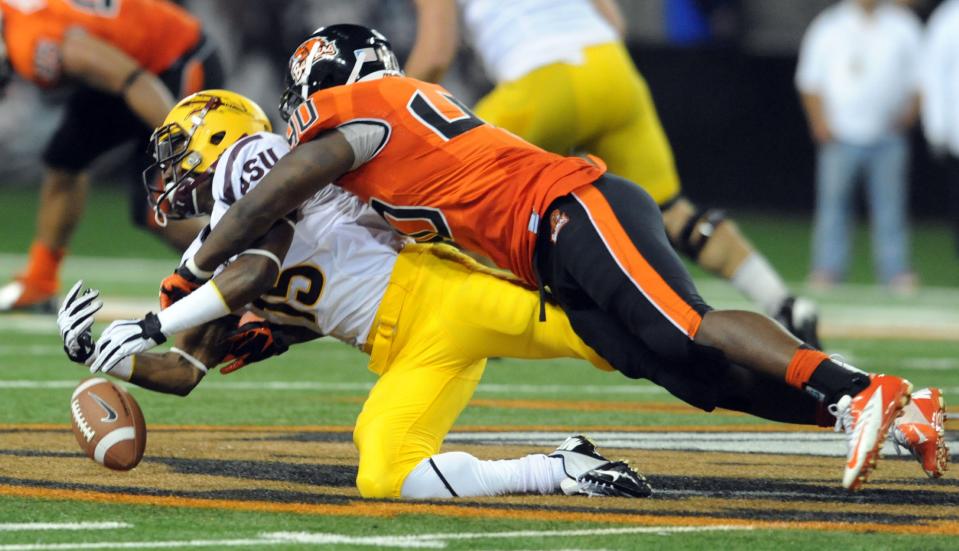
0,523,131,532
0,526,754,550
0,379,667,395
93,427,135,463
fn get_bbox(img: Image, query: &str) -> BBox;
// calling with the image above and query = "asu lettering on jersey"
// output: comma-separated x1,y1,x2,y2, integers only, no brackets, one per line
285,76,606,287
1,0,201,85
189,131,404,348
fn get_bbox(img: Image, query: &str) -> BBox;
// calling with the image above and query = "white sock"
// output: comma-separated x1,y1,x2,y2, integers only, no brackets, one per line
400,452,569,498
730,253,790,316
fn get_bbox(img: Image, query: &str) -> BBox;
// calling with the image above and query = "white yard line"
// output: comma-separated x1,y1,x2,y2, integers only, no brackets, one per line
0,526,754,550
0,523,131,532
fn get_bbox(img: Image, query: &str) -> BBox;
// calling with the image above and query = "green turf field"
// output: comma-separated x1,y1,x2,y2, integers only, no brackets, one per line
1,186,958,549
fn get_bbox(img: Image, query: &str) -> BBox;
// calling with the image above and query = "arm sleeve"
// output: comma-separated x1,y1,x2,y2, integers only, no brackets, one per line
336,122,390,170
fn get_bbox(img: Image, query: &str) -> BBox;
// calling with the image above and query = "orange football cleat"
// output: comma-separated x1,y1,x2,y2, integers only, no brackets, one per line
893,387,949,478
830,374,912,491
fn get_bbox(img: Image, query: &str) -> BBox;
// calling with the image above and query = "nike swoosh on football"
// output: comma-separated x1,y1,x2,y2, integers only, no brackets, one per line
89,392,118,423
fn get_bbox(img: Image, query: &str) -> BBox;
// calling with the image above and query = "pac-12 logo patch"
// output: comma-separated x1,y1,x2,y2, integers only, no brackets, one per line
550,210,569,243
289,37,339,83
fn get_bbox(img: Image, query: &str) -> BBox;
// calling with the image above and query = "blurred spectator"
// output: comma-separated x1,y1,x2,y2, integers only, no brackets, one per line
921,0,959,253
796,0,921,293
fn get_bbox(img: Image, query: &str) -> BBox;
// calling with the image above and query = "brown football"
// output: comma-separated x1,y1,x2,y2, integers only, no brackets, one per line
70,377,146,471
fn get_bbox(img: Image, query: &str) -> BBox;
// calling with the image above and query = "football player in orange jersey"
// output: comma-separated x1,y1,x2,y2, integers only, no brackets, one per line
0,0,223,312
102,25,915,491
405,0,820,347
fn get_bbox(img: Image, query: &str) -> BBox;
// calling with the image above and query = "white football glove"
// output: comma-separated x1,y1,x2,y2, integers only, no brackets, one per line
90,312,167,374
57,280,102,366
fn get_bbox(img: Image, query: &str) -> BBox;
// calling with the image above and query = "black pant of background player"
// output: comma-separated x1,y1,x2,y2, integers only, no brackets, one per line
42,35,225,229
535,174,823,423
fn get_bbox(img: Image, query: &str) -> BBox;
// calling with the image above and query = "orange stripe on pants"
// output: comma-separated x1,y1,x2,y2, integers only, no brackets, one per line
572,185,703,338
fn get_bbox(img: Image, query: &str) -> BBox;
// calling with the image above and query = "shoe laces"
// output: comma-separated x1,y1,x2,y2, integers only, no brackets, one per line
828,395,854,435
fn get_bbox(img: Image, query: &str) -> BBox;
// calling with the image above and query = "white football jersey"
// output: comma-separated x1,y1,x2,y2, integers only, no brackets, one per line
182,132,406,348
458,0,618,83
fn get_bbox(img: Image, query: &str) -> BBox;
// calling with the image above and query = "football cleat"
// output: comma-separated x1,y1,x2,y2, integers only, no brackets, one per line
775,296,821,349
830,374,912,491
892,387,948,478
550,435,652,498
0,277,58,313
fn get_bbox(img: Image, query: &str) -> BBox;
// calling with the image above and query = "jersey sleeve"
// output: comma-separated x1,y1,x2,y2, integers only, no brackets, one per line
209,132,292,228
284,82,395,158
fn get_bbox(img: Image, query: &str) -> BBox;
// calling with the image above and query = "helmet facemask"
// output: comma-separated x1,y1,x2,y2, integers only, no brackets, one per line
143,97,223,227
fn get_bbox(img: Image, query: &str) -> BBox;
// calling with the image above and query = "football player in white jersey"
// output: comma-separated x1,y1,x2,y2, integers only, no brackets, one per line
406,0,823,347
57,90,655,499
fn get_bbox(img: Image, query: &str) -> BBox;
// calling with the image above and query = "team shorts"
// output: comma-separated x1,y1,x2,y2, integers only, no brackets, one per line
42,34,224,225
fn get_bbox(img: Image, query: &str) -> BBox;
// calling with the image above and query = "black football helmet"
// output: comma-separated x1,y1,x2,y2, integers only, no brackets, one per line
279,24,401,122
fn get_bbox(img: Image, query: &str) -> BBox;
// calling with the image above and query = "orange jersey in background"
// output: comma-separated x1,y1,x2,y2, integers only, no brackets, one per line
1,0,201,85
286,76,606,287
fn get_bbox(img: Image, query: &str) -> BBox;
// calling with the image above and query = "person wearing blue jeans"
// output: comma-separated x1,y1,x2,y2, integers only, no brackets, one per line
796,0,921,292
813,135,913,287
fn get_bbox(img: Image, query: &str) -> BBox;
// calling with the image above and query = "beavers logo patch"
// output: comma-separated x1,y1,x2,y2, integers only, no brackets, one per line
550,210,569,244
289,37,338,83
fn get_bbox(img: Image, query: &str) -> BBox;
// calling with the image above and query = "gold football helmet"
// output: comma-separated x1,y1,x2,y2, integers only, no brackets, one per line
144,89,272,225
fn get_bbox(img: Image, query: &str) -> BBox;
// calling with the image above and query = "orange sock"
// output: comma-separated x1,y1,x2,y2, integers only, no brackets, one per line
785,346,829,390
20,241,64,287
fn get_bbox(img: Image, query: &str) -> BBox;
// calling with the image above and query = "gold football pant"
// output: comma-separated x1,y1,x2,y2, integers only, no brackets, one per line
353,244,611,498
474,42,681,205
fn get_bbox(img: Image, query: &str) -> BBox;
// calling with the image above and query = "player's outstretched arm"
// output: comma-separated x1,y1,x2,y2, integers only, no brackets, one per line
90,222,295,374
406,0,459,82
125,319,233,397
190,132,355,275
60,28,175,128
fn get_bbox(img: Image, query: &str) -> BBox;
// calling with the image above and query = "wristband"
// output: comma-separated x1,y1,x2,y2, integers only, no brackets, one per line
156,281,231,336
184,257,215,281
107,356,134,381
119,67,145,94
239,249,282,272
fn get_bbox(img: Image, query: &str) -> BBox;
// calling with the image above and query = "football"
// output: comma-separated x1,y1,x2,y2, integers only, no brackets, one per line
70,377,147,471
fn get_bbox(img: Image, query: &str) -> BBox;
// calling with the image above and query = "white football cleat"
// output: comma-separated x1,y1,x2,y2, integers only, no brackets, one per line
892,387,948,478
830,374,912,491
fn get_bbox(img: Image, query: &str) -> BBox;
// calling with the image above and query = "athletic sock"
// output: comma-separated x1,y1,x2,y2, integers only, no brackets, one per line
785,345,870,404
20,241,63,288
400,452,567,498
730,253,791,317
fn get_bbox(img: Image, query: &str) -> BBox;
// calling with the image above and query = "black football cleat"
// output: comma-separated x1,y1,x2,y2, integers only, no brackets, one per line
550,435,653,498
776,296,821,349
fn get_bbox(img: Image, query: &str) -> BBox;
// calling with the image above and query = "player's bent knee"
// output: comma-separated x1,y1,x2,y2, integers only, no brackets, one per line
669,206,728,261
355,472,397,499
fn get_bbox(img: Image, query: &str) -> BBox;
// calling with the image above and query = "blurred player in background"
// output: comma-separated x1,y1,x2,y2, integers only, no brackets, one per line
61,90,652,499
405,0,821,347
0,0,223,312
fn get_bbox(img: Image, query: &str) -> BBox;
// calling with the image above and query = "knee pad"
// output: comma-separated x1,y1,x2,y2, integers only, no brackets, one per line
674,208,727,260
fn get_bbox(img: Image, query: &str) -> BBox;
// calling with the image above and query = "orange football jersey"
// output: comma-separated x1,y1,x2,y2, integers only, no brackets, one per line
286,76,605,287
1,0,201,85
